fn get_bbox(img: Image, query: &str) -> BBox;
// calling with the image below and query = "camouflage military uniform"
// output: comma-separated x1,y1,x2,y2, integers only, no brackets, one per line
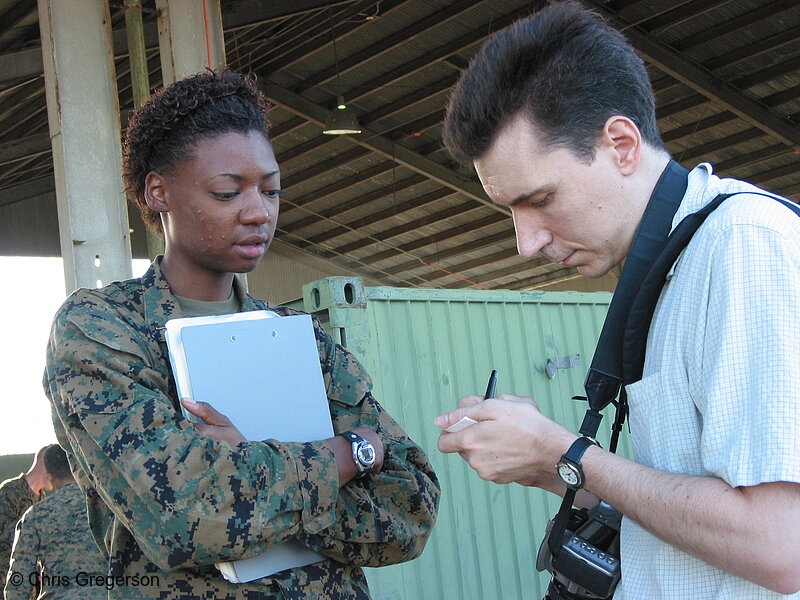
0,473,36,589
43,258,440,600
5,483,107,599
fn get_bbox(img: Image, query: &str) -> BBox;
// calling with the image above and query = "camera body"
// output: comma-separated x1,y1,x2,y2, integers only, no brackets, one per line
536,501,622,600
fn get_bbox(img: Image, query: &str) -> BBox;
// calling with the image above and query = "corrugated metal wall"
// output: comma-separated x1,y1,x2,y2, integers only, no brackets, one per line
240,241,379,306
301,277,628,600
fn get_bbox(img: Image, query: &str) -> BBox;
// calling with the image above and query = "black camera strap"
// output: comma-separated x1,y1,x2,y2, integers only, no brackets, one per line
579,160,690,443
548,160,800,560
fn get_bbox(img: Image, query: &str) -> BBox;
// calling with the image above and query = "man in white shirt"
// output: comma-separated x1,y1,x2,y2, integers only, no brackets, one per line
436,1,800,598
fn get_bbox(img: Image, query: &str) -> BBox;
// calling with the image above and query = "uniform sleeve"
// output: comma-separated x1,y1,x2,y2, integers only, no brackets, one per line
5,507,38,600
294,316,441,567
44,296,343,572
0,476,34,589
692,216,800,487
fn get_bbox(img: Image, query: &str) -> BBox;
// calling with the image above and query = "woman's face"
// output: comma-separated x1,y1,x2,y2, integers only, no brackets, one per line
146,130,280,296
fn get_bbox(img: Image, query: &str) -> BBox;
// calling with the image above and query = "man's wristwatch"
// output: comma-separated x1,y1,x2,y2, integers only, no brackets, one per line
338,431,376,478
556,436,598,490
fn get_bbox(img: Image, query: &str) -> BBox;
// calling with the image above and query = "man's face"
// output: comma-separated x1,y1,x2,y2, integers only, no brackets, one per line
156,130,281,279
474,113,640,278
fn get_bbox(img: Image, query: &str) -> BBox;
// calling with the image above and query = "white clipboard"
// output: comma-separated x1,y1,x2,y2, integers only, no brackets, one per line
164,311,333,582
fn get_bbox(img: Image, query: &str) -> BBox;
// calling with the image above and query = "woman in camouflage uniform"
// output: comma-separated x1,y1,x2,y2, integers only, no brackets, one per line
44,68,440,600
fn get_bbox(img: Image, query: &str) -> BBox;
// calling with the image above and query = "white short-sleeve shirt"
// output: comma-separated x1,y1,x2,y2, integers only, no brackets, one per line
615,164,800,599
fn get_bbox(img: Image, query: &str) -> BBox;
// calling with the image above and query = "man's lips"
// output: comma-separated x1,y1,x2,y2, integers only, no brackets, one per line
558,252,575,266
541,249,574,265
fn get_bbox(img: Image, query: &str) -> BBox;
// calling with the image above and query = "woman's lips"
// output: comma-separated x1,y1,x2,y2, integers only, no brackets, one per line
233,235,268,259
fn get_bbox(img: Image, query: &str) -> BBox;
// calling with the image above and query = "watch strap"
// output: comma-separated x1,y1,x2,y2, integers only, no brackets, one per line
338,430,363,444
562,436,597,463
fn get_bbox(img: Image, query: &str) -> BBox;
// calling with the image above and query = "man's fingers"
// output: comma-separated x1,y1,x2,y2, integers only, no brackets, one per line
435,398,497,429
457,395,484,409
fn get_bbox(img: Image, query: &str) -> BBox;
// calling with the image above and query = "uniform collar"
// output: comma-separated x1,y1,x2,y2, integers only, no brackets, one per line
141,256,259,343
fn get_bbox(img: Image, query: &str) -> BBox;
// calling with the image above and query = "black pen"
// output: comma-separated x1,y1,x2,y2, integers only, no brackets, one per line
483,369,497,400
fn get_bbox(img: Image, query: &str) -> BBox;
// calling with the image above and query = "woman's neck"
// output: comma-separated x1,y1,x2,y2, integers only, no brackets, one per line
159,254,236,301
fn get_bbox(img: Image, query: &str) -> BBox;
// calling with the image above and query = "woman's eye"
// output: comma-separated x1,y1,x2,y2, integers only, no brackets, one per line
212,192,238,200
263,189,284,200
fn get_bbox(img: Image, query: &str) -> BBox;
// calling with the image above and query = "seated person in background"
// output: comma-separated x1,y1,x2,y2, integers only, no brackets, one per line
44,68,440,600
6,444,107,600
0,444,54,589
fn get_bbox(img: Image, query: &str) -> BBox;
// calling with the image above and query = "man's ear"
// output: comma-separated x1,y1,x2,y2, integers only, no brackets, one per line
601,116,642,176
144,171,169,213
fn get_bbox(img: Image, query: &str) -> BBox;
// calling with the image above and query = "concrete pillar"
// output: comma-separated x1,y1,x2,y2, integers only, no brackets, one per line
38,0,132,293
156,0,226,84
155,0,246,289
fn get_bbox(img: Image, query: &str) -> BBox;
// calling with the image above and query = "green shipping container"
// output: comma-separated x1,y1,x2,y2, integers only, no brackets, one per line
298,277,628,600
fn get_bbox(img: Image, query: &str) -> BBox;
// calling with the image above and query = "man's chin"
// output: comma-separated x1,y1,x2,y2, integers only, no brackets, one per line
576,263,609,279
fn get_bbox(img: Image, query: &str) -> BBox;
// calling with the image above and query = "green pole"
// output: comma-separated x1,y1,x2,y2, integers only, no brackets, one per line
124,0,164,259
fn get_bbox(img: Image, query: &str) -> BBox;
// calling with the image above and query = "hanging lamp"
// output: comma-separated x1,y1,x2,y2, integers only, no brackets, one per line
322,11,361,135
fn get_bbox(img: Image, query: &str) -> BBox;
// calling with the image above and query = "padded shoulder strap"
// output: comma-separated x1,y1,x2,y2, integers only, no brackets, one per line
580,160,688,437
622,191,800,385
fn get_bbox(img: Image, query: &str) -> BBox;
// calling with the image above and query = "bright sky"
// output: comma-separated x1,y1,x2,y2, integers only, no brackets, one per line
0,257,149,456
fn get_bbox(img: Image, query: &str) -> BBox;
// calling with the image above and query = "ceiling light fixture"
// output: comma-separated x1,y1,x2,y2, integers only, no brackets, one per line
322,11,361,135
323,96,362,135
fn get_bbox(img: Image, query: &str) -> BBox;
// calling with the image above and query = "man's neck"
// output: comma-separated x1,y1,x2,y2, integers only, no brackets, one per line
52,477,75,490
638,150,673,208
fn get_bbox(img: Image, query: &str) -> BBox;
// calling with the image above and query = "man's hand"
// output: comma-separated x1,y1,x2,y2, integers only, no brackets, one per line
436,394,575,489
180,398,247,446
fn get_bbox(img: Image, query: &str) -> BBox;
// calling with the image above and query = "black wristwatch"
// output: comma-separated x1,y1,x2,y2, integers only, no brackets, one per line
338,431,376,478
556,436,598,490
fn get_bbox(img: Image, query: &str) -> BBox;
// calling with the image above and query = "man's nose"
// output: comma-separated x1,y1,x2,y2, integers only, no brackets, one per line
512,208,552,258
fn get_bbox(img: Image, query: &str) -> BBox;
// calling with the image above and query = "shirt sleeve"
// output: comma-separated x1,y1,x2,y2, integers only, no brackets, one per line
45,295,342,572
292,315,440,567
5,507,39,600
692,215,800,487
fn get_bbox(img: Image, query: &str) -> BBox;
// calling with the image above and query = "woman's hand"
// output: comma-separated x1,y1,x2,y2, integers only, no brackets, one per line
181,398,247,446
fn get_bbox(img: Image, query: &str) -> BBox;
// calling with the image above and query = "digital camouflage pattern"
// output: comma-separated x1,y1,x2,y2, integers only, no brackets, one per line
43,258,440,599
6,483,107,600
0,473,36,589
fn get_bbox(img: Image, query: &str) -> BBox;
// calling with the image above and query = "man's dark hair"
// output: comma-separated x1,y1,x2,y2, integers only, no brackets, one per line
123,68,271,235
43,444,71,481
443,1,667,164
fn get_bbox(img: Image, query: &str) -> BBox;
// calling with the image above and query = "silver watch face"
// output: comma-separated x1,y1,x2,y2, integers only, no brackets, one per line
355,441,375,469
557,463,580,487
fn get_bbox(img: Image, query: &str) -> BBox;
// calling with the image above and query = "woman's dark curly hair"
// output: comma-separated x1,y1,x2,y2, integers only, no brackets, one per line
123,68,270,235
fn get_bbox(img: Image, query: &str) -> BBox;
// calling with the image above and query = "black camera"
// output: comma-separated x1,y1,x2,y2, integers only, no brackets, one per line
536,501,622,600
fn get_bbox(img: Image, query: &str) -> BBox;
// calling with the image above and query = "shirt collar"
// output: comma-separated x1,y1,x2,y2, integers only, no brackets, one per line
671,162,716,230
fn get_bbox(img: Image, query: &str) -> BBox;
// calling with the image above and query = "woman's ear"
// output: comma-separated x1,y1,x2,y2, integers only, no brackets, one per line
144,171,169,213
601,116,642,176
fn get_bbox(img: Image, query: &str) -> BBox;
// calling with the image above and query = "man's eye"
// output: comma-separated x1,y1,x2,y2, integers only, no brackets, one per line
531,196,551,208
212,192,238,200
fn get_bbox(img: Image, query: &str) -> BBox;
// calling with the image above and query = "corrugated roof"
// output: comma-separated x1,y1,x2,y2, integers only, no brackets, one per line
0,0,798,290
